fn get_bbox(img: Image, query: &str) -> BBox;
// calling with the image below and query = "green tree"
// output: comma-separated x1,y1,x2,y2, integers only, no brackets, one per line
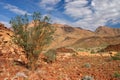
10,12,55,70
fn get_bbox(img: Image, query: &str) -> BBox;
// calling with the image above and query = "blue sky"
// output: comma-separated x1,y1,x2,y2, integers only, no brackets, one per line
0,0,120,31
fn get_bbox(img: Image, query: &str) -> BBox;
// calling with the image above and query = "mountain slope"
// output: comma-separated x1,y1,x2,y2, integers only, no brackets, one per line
95,26,120,37
0,23,13,43
72,26,120,48
49,24,94,49
72,35,120,48
0,22,120,49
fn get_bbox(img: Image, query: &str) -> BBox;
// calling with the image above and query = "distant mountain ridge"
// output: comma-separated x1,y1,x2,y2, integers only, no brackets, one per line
0,22,120,49
51,24,120,48
95,26,120,37
50,23,94,49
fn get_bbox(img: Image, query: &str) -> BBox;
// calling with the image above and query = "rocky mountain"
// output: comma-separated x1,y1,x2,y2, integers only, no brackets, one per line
72,35,120,48
72,26,120,48
0,22,120,49
51,24,120,49
50,24,94,49
95,26,120,37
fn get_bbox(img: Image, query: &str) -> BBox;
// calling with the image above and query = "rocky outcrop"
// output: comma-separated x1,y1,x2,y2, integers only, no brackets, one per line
61,25,75,33
55,47,78,60
0,23,27,63
101,44,120,52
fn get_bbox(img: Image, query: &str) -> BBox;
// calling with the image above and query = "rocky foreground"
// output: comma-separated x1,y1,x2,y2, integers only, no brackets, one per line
0,50,120,80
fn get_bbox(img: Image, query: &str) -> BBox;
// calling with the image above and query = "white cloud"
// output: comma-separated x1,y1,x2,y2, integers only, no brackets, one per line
40,0,60,5
50,15,71,25
4,4,31,15
65,0,72,3
42,13,72,26
0,15,10,27
64,0,91,19
64,0,120,31
0,21,11,27
39,0,61,10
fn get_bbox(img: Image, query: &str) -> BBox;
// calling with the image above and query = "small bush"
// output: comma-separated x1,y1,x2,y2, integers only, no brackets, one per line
82,75,94,80
113,72,120,78
76,48,85,52
10,12,55,70
44,49,56,63
111,52,120,60
90,50,96,54
83,63,91,68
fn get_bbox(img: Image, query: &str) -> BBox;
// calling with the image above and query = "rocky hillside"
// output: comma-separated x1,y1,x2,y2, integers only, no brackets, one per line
72,35,120,48
0,22,120,49
72,26,120,48
0,23,13,44
50,24,94,49
100,44,120,52
95,26,120,37
0,23,26,63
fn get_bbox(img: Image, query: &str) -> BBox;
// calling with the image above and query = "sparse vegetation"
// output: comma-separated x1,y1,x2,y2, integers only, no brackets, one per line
10,12,55,70
113,72,120,78
83,63,91,68
76,46,105,54
76,48,86,52
90,50,96,54
111,52,120,60
44,49,56,63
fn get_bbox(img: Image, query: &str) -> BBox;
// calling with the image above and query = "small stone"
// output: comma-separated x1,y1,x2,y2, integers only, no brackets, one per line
82,75,94,80
16,72,28,78
1,50,7,53
10,48,14,52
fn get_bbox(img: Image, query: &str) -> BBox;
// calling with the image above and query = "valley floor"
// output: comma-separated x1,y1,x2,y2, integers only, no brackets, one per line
0,52,120,80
